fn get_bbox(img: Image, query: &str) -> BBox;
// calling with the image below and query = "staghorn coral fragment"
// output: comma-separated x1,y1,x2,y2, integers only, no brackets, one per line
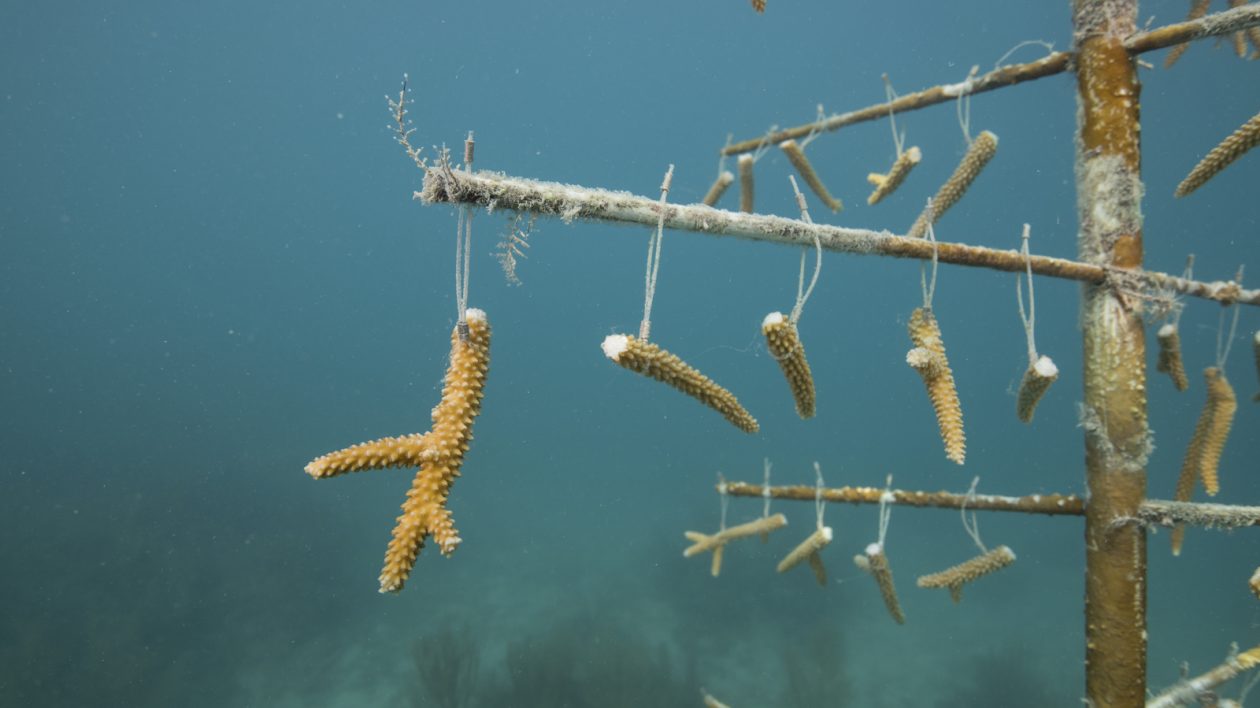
684,513,787,577
907,131,997,238
1171,367,1237,555
867,146,922,205
1157,323,1191,391
1252,566,1260,600
776,526,832,580
780,139,843,212
762,312,816,419
906,307,966,464
306,309,491,594
859,543,906,624
1197,367,1238,497
701,170,734,207
305,433,432,479
738,154,755,213
1015,355,1059,423
916,545,1016,602
603,334,759,433
1175,110,1260,197
380,310,491,592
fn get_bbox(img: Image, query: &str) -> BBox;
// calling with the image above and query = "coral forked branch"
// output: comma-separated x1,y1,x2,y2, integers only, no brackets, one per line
305,309,491,593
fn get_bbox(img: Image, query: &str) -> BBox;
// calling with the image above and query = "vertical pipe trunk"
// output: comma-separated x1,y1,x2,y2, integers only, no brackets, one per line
1072,2,1149,705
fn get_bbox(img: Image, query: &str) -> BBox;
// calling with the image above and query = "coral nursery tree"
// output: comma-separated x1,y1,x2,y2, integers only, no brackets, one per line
310,1,1260,706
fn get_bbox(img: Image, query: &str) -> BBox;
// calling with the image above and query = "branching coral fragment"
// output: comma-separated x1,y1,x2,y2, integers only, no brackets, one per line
306,309,491,593
867,146,922,205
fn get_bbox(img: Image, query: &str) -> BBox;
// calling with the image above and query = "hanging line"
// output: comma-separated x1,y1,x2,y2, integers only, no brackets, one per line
813,461,826,531
960,476,987,553
454,132,475,339
639,165,675,342
1217,265,1244,369
920,199,940,309
787,176,823,325
1016,223,1038,363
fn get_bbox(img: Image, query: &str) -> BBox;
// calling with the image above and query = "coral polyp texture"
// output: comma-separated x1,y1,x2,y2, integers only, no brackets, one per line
907,130,997,238
602,334,759,433
762,312,816,419
1015,355,1059,423
1170,367,1236,555
906,307,966,464
780,139,843,212
684,513,787,577
916,545,1016,603
305,309,491,593
867,146,922,205
776,526,832,586
1156,323,1190,391
856,543,906,624
1175,109,1260,197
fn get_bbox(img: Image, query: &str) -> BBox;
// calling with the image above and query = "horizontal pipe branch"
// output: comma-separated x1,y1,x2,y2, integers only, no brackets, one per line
1136,499,1260,530
724,482,1260,530
723,481,1085,516
721,4,1260,157
1125,3,1260,55
419,167,1260,306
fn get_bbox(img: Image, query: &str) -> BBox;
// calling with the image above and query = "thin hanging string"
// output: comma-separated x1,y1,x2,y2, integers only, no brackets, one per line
955,65,979,145
787,176,824,324
1016,223,1039,364
717,133,732,176
639,165,674,341
454,132,475,336
882,74,905,157
762,458,773,519
1216,265,1244,369
919,200,940,309
1172,254,1195,327
813,461,826,531
717,472,729,533
960,476,987,553
876,474,894,548
800,104,826,149
750,126,777,163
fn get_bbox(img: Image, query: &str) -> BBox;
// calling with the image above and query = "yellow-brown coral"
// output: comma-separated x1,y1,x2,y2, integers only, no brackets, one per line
780,139,843,212
1251,566,1260,600
738,154,755,213
1171,366,1237,555
916,545,1016,603
906,307,966,464
867,146,922,205
603,333,759,433
1197,367,1237,497
684,513,787,577
1156,323,1190,392
1175,110,1260,197
702,170,734,207
907,131,997,238
776,526,832,586
1015,355,1059,423
857,543,905,624
305,309,491,593
762,312,816,419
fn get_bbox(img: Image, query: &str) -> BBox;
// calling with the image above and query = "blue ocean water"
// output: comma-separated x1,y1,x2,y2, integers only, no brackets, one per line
1,1,1258,705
